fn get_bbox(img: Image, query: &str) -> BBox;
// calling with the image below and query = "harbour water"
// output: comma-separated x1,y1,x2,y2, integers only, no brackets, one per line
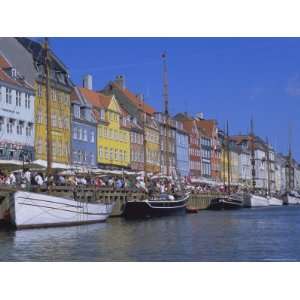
1,206,300,261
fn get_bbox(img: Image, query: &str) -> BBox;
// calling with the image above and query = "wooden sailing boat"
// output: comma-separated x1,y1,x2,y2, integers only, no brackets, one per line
208,121,243,209
283,125,299,204
243,118,269,207
265,137,283,206
123,52,189,219
2,38,114,229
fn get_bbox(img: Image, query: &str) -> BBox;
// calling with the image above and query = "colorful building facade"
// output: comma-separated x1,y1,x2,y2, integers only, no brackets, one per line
175,120,190,177
81,86,130,168
15,38,72,164
0,53,35,162
70,86,97,168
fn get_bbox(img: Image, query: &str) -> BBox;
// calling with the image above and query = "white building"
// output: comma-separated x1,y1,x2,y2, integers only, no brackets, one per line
0,52,35,161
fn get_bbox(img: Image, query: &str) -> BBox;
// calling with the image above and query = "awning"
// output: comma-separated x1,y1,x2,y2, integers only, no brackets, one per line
0,159,24,171
29,159,72,170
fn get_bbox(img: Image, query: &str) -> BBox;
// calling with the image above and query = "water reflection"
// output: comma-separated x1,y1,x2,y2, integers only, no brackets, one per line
1,206,300,261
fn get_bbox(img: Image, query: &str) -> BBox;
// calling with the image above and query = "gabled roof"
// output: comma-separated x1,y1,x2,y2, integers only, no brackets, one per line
0,67,33,90
0,52,12,69
195,119,216,136
79,87,112,110
110,82,155,115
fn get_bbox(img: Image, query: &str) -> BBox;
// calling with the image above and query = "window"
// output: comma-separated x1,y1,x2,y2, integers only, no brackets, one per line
110,148,113,160
99,146,103,158
25,93,30,109
100,109,105,120
114,149,117,160
51,113,57,127
16,124,23,135
78,128,82,140
90,131,95,143
83,129,87,141
37,138,43,154
90,153,94,164
6,88,12,104
37,84,42,97
37,109,43,123
26,126,32,137
6,122,13,134
104,147,108,159
16,91,21,106
104,127,107,137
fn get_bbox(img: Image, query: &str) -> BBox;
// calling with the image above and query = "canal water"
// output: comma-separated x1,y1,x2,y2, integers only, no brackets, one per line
1,206,300,261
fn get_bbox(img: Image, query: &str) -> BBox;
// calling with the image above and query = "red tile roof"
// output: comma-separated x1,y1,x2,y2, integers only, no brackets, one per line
79,87,112,109
0,54,12,69
112,82,155,115
0,68,33,90
195,119,216,137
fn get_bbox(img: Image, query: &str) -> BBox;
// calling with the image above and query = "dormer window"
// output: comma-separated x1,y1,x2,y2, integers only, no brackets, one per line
100,109,105,121
11,68,17,78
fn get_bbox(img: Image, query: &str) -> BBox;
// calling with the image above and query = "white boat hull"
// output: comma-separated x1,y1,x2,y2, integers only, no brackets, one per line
268,197,283,206
244,194,269,207
285,195,299,205
8,191,114,229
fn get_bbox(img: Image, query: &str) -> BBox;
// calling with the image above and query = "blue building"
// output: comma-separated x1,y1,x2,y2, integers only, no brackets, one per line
0,51,35,162
175,120,190,177
71,84,97,168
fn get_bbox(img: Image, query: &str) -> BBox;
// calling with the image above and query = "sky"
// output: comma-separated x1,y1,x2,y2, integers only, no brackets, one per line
49,38,300,160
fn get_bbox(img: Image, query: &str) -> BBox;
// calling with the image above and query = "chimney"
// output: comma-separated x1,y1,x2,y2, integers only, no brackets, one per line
115,75,125,89
83,74,93,90
137,93,144,101
195,112,204,120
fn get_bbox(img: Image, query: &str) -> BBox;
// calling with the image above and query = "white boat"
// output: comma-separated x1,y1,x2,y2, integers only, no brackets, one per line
243,194,269,207
267,196,283,206
284,194,299,205
1,191,114,229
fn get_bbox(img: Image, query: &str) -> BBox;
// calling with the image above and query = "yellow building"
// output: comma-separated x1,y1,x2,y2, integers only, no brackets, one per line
221,145,240,185
80,88,130,168
35,83,71,164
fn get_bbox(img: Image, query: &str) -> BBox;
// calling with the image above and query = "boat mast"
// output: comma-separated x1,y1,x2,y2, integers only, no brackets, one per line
222,126,226,188
250,118,256,193
139,97,147,184
162,52,170,178
226,120,231,195
44,38,52,180
287,125,293,192
266,137,271,196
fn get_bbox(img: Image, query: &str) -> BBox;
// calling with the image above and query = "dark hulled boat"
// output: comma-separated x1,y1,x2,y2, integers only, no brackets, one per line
123,193,189,219
208,195,243,210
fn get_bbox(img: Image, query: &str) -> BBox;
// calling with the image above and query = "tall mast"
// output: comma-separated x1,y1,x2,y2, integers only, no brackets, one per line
139,97,147,183
266,137,271,196
226,120,231,195
250,118,256,193
287,124,293,191
162,52,170,177
44,38,52,179
222,126,226,187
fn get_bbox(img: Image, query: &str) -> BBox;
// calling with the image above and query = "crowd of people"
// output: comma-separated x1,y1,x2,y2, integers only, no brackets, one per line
0,168,242,195
0,168,148,191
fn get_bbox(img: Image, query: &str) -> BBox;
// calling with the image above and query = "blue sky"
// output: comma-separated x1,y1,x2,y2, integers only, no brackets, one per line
49,38,300,159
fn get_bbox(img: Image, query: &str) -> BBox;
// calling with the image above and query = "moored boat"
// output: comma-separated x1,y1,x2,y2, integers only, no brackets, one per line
208,195,243,210
243,194,269,208
1,190,114,229
283,192,299,205
267,196,283,206
123,193,189,219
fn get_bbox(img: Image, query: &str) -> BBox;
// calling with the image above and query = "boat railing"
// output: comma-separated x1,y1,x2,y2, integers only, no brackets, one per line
0,184,147,204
